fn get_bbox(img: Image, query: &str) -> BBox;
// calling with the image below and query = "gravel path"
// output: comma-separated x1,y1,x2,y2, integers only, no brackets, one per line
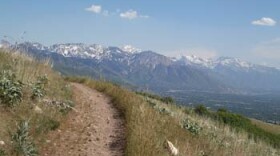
41,83,125,156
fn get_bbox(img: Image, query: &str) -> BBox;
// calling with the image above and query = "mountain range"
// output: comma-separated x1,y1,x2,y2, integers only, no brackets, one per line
2,41,280,94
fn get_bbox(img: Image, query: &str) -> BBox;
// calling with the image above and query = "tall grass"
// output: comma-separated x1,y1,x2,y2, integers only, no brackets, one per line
0,49,72,155
251,119,280,135
68,77,280,156
194,105,280,148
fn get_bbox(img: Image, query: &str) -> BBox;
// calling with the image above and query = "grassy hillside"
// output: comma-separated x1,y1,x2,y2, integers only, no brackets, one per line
0,49,72,155
68,77,280,156
251,119,280,135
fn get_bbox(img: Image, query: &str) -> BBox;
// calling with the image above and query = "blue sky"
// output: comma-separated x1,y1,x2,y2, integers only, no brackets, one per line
1,0,280,67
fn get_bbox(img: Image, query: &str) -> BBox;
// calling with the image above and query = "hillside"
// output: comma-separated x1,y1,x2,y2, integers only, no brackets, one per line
68,77,280,156
0,49,279,156
0,49,72,155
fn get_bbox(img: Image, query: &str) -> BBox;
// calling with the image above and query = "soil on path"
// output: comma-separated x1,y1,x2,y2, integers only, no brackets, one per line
41,83,126,156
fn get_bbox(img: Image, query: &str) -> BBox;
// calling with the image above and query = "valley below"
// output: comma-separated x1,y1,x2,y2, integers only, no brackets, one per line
163,90,280,124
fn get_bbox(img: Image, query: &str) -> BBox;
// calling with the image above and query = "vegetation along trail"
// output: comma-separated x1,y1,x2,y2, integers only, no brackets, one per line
42,83,126,156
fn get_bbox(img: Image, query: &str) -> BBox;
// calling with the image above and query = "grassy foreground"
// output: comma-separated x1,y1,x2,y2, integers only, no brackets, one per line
67,77,280,156
0,49,72,155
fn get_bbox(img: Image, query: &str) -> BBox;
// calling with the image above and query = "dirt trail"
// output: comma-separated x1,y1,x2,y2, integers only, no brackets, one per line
41,83,125,156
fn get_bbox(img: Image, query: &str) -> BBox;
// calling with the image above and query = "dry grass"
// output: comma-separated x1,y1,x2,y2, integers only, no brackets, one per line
68,77,280,156
251,119,280,135
0,49,72,155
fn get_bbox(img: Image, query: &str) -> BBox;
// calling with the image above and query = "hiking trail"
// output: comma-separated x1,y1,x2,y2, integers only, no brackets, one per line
42,83,125,156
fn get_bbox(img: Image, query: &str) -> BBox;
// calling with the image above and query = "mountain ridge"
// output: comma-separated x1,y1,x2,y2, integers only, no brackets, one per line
3,40,278,69
3,41,280,94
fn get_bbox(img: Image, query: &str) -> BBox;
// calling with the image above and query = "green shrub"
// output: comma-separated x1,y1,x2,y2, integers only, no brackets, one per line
58,100,75,114
217,108,228,113
194,105,209,116
215,111,251,130
31,75,48,100
47,119,60,131
0,149,6,156
0,70,23,107
161,96,174,104
181,119,202,135
11,121,38,156
194,106,280,148
214,110,280,148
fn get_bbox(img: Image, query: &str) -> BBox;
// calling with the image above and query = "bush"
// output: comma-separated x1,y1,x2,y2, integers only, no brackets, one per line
217,108,228,113
214,110,280,148
0,70,23,107
47,119,60,131
215,111,251,129
161,96,174,104
194,106,280,148
58,100,75,114
0,149,5,156
181,119,202,135
11,121,38,156
31,75,48,100
194,105,209,116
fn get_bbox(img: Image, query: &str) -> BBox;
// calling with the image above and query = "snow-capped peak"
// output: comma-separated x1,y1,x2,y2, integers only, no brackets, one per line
121,45,141,53
176,55,257,70
183,55,211,64
179,55,214,68
48,43,109,59
215,57,253,68
9,41,268,71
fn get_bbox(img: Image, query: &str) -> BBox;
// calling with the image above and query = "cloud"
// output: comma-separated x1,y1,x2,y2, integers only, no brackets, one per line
85,5,149,20
252,17,276,26
120,10,137,20
120,10,149,20
85,5,102,14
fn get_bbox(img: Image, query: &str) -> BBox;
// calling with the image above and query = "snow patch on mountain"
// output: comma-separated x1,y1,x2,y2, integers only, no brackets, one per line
215,57,253,68
176,55,260,71
179,55,214,68
121,45,141,53
48,43,110,59
46,43,141,60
